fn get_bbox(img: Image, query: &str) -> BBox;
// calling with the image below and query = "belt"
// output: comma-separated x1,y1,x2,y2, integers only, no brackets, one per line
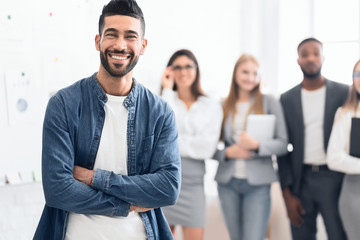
303,164,329,172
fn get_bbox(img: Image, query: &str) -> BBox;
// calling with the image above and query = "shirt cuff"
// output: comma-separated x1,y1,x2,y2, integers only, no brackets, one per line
113,197,131,217
91,168,111,192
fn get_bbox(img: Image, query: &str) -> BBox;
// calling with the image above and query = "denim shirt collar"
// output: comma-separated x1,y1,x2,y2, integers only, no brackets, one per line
89,72,139,109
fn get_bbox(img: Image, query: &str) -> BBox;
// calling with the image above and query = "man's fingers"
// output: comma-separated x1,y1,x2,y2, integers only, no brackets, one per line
130,205,153,212
290,212,303,227
300,206,306,215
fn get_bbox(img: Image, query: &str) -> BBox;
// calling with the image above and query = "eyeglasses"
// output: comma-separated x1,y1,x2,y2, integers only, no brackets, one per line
172,64,197,72
353,72,360,79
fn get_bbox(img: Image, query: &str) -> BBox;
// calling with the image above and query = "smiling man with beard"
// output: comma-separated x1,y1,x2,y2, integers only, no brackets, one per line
278,38,349,240
33,1,181,240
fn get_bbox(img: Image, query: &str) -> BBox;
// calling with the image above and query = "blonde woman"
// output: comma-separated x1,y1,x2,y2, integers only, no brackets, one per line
327,59,360,240
213,54,288,240
160,49,223,240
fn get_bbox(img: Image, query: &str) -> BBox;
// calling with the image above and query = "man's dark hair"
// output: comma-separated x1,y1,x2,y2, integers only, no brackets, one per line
98,0,145,37
297,37,323,52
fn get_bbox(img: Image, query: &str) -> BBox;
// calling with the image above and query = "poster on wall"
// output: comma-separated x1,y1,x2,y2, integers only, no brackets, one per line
4,71,39,126
0,2,32,54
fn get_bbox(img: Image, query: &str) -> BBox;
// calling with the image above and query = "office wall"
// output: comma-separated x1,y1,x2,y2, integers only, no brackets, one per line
0,0,107,181
0,0,245,177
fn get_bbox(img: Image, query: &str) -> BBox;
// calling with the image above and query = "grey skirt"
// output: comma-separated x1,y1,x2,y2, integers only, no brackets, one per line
339,174,360,240
162,157,206,228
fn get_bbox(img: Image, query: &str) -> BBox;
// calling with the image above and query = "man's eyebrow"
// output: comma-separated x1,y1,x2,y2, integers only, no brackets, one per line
104,28,119,34
125,30,139,36
103,28,139,36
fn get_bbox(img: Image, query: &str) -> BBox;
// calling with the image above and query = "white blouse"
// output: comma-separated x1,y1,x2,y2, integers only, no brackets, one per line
161,88,223,160
327,107,360,174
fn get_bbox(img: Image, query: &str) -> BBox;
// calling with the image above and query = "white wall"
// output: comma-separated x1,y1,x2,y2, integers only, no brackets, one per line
136,0,243,97
0,0,108,178
0,0,244,176
0,183,44,240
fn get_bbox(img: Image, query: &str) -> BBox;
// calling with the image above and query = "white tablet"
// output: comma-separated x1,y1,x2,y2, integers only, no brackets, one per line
246,114,276,140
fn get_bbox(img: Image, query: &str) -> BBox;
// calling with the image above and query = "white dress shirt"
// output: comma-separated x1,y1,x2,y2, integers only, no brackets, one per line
327,107,360,174
161,88,223,160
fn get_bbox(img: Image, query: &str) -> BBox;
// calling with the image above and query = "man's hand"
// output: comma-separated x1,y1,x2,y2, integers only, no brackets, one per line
130,205,153,213
226,144,253,159
283,188,305,227
73,166,94,186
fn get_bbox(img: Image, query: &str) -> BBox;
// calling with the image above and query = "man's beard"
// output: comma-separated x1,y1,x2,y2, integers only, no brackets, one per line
300,66,322,79
100,49,140,78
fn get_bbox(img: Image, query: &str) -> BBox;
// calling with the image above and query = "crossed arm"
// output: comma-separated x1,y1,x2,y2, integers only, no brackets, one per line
73,166,153,213
42,96,180,217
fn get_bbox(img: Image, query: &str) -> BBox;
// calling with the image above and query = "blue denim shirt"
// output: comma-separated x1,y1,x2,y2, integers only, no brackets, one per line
33,73,181,240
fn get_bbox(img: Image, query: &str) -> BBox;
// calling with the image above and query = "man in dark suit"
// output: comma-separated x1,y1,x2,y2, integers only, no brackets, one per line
278,38,348,240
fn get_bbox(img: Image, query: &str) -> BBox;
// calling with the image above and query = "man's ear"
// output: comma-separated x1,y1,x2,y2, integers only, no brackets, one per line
95,34,100,51
140,38,147,55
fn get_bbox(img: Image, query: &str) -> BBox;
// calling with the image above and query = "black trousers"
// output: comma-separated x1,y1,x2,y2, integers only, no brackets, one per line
291,165,347,240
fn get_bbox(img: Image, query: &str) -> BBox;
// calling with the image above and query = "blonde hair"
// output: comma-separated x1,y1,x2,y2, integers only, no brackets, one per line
343,59,360,114
222,54,264,135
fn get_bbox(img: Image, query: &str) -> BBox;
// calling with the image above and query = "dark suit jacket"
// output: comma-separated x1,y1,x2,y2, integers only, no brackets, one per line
278,79,349,196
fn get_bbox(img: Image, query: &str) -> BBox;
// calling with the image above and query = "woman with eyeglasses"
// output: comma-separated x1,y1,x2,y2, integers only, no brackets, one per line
327,59,360,240
160,49,223,240
213,54,288,240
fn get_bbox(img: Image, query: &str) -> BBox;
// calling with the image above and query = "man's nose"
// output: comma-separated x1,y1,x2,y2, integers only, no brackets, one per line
114,37,127,49
306,54,317,62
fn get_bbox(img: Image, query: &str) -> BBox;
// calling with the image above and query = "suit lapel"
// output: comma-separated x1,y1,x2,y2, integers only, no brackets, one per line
324,79,332,134
294,84,304,128
323,79,334,150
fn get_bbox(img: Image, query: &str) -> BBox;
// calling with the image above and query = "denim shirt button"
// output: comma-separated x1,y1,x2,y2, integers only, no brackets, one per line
94,135,99,140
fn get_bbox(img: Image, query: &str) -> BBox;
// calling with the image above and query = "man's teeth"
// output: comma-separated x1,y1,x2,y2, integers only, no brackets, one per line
111,55,127,60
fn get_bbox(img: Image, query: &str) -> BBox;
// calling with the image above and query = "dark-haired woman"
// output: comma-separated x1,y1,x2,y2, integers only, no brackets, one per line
160,49,223,240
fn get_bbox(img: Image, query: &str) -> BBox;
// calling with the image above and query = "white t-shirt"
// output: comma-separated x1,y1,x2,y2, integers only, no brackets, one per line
301,86,327,165
232,102,251,179
65,94,146,240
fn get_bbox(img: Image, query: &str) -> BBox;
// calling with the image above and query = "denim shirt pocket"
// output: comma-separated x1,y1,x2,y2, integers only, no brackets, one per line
141,134,155,173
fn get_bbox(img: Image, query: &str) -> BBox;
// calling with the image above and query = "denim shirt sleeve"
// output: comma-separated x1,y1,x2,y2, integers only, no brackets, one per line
91,108,181,208
42,96,131,216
